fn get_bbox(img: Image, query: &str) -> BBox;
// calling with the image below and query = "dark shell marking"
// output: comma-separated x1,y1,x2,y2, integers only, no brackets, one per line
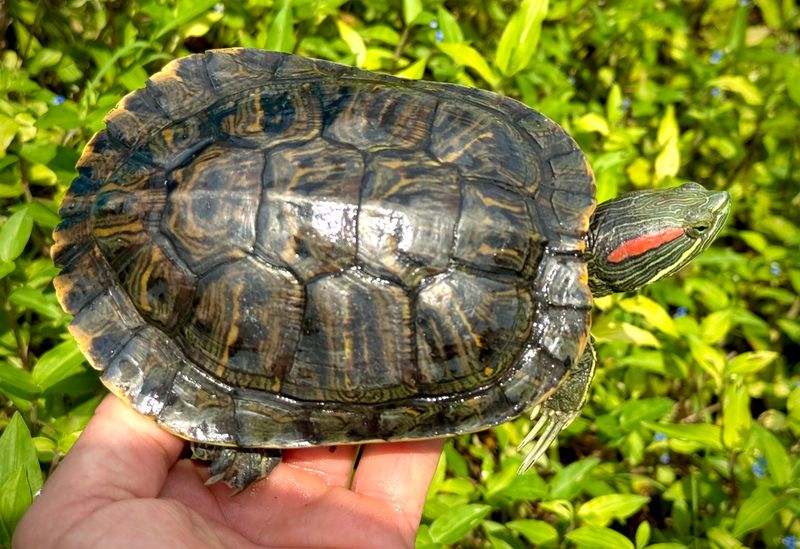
53,49,595,448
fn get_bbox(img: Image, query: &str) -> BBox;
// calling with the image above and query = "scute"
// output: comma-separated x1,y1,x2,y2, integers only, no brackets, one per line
52,49,595,449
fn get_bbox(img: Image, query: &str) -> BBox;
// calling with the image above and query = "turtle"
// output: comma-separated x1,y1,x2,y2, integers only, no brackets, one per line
52,48,730,491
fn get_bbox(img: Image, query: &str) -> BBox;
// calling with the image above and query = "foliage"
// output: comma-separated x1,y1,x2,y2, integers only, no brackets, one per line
0,0,798,547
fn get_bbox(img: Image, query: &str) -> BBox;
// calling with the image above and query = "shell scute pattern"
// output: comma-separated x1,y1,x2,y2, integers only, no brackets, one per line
53,49,595,447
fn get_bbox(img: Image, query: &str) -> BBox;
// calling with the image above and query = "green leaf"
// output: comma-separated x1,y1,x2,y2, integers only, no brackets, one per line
32,339,86,391
506,519,558,546
688,338,724,387
436,7,463,43
336,19,366,67
725,351,778,376
618,398,675,430
618,295,678,337
709,76,763,105
495,0,549,77
751,424,792,487
396,58,427,80
0,469,32,541
403,0,423,26
428,503,492,545
549,458,599,500
0,361,39,400
153,0,220,41
8,287,65,320
574,113,609,135
0,412,43,498
635,520,650,549
0,261,14,281
0,208,33,262
496,470,548,501
264,0,295,53
732,487,782,537
566,526,634,549
577,494,651,527
721,378,750,450
641,421,723,451
437,43,499,88
701,310,732,344
0,115,19,156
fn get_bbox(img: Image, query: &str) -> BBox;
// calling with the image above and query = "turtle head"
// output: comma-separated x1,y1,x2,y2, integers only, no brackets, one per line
587,182,730,297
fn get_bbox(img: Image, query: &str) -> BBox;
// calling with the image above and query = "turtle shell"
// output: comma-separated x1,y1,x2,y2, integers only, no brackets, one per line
52,49,595,447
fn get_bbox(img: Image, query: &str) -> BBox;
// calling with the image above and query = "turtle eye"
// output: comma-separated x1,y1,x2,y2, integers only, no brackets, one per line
688,223,709,238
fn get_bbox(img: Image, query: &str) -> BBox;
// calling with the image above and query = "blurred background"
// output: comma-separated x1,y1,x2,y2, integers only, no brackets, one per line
0,0,798,546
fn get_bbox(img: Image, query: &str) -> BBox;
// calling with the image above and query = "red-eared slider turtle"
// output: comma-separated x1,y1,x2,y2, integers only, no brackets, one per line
52,48,730,490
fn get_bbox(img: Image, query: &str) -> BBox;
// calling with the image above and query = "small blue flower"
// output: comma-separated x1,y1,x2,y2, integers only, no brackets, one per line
711,87,721,98
770,262,782,276
660,453,670,464
435,29,444,43
673,306,688,319
654,432,667,442
429,20,439,29
622,97,631,110
52,95,65,105
213,2,224,12
710,50,723,64
739,0,751,5
783,535,797,549
752,456,767,478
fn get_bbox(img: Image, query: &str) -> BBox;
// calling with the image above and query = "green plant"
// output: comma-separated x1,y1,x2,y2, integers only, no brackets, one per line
1,0,798,546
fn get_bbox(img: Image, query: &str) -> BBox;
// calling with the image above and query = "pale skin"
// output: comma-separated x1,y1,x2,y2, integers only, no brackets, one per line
13,395,443,549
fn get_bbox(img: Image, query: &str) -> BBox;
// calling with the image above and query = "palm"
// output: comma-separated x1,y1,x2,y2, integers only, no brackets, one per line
14,396,443,548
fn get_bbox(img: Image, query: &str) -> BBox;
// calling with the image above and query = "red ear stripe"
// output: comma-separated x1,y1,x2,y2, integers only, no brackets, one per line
607,227,685,263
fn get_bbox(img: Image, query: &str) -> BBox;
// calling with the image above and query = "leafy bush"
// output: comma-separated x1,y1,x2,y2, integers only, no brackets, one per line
1,0,798,546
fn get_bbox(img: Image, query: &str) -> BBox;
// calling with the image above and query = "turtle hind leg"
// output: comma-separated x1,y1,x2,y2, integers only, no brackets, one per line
517,341,597,473
191,444,282,493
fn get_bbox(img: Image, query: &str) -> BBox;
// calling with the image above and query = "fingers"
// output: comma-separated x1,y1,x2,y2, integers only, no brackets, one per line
15,394,185,548
42,394,184,502
351,439,444,524
281,445,359,487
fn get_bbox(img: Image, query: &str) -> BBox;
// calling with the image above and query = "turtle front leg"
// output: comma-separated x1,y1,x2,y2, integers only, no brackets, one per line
191,444,282,493
517,341,596,473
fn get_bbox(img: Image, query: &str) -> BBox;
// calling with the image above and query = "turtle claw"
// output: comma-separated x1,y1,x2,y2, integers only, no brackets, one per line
517,406,579,473
517,342,597,473
192,444,281,493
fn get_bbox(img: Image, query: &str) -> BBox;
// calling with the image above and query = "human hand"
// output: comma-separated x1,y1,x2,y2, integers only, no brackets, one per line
13,395,444,548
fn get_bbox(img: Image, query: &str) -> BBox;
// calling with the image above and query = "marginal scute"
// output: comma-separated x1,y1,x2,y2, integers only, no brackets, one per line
535,253,592,308
69,286,144,370
102,325,183,416
105,88,167,147
499,346,566,407
146,54,218,121
204,48,283,95
233,391,308,447
157,361,237,443
75,132,127,183
534,306,590,367
53,246,114,315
